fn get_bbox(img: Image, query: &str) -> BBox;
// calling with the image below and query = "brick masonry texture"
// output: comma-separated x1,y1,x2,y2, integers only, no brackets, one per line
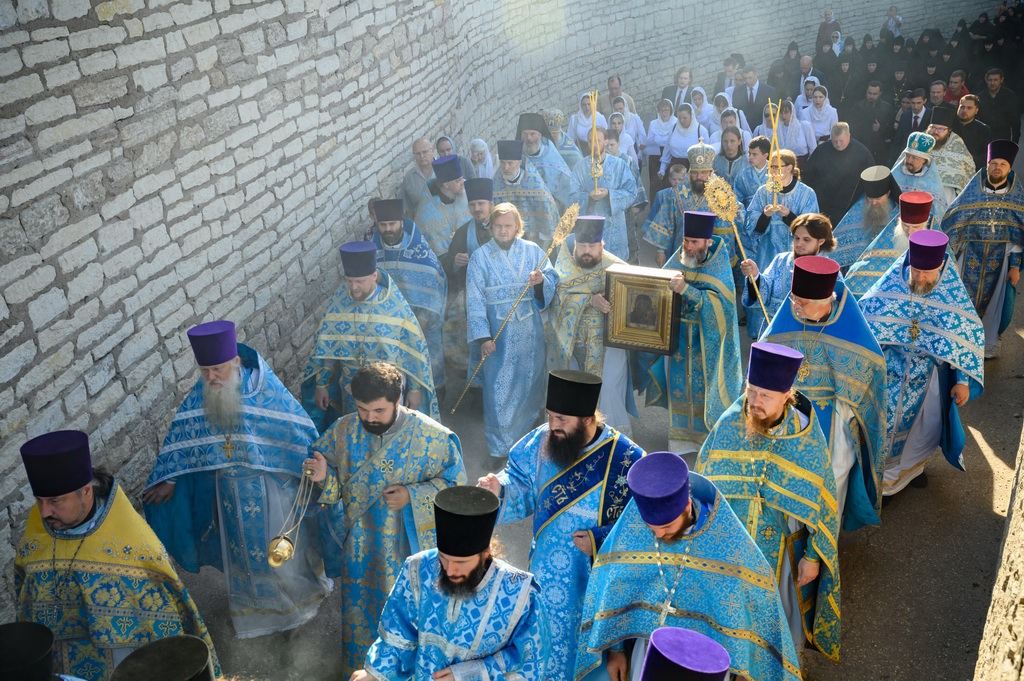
0,0,994,617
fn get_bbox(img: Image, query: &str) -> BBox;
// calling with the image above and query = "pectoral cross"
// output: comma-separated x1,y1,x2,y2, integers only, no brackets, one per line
222,435,235,460
798,364,810,381
909,319,920,341
657,599,678,625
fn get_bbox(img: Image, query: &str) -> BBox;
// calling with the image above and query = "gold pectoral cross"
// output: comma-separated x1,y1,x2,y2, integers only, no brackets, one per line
797,364,810,381
657,599,678,625
222,435,236,459
909,319,920,341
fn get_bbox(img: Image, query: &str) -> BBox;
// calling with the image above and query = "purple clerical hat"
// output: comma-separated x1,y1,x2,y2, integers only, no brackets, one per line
187,320,238,367
627,452,690,526
20,430,93,498
791,256,839,299
683,211,716,240
372,199,403,223
338,241,377,278
465,178,493,202
432,155,463,183
988,139,1020,165
574,216,605,244
908,230,948,270
748,342,804,393
639,627,731,681
496,140,524,161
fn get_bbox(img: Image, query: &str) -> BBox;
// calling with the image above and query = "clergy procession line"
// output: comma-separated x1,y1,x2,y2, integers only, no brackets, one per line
6,5,1024,681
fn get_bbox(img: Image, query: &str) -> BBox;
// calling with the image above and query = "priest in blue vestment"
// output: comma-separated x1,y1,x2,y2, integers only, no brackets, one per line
832,165,901,269
544,108,585,170
493,139,561,249
467,203,558,460
639,212,743,454
301,242,438,431
734,136,771,208
574,452,802,681
304,362,466,677
941,140,1024,359
354,486,549,680
478,371,644,681
642,142,741,267
519,112,574,210
415,155,471,257
18,432,219,680
743,149,820,273
697,343,842,661
641,164,687,251
861,231,985,495
370,199,448,399
761,257,887,531
845,191,937,298
145,320,331,640
890,132,948,226
740,213,840,339
569,126,638,261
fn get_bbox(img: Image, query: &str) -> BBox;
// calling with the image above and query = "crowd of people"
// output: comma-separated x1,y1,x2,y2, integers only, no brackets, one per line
6,4,1024,681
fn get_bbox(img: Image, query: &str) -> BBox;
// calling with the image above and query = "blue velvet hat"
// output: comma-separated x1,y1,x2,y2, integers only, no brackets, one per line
465,178,493,202
748,342,804,393
432,155,463,183
20,430,92,498
908,230,948,270
187,320,238,367
988,139,1019,165
574,216,605,244
338,241,377,278
496,140,524,161
372,199,403,223
627,452,690,526
683,211,716,239
639,627,731,681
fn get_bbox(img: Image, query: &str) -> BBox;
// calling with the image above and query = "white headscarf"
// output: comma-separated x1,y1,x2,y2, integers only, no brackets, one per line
805,86,837,127
673,103,701,137
690,87,713,129
570,92,608,146
648,99,677,144
468,138,494,180
794,76,820,111
831,31,844,55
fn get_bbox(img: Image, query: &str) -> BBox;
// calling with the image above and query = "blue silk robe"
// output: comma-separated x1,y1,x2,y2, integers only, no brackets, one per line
743,181,820,271
734,163,769,208
313,409,467,676
525,138,573,210
743,251,844,339
554,132,585,171
832,195,899,269
640,237,744,445
466,238,558,457
301,271,438,431
697,395,842,661
414,181,471,257
761,280,887,531
891,156,949,227
860,254,985,494
574,475,802,681
493,166,561,245
569,154,638,260
371,220,449,392
497,424,644,681
364,550,549,680
844,215,948,298
641,180,741,264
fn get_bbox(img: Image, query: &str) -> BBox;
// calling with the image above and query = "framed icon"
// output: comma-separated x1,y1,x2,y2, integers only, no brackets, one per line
604,264,680,355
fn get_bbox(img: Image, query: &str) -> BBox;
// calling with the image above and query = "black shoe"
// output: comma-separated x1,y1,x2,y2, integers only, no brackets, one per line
909,472,929,488
882,495,893,508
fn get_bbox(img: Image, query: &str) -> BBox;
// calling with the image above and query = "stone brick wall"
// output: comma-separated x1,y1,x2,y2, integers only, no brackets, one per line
0,0,994,617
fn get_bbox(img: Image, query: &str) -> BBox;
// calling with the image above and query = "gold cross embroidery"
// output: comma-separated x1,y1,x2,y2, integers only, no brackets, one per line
222,435,236,459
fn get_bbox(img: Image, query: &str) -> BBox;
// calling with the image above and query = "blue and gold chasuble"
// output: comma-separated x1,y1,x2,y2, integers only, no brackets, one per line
761,281,887,531
300,271,439,432
493,165,562,245
697,396,841,662
414,181,471,257
859,254,984,491
16,482,219,681
845,214,946,298
497,424,643,681
312,409,467,676
743,182,820,271
569,154,639,260
832,196,899,269
146,345,330,639
371,220,449,392
640,236,743,444
466,237,558,457
526,138,574,210
941,170,1024,333
364,550,549,680
574,475,801,681
641,179,741,264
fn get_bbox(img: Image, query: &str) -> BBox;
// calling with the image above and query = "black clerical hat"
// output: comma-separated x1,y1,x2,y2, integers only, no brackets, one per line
546,370,602,417
110,635,215,681
859,165,900,199
372,199,403,223
0,622,53,681
434,486,499,557
929,106,955,128
517,113,553,142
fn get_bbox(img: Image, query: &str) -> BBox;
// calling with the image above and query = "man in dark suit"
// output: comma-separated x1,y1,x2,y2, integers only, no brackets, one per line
713,57,740,97
849,80,896,164
733,66,776,125
792,56,828,100
661,66,694,110
889,88,930,164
